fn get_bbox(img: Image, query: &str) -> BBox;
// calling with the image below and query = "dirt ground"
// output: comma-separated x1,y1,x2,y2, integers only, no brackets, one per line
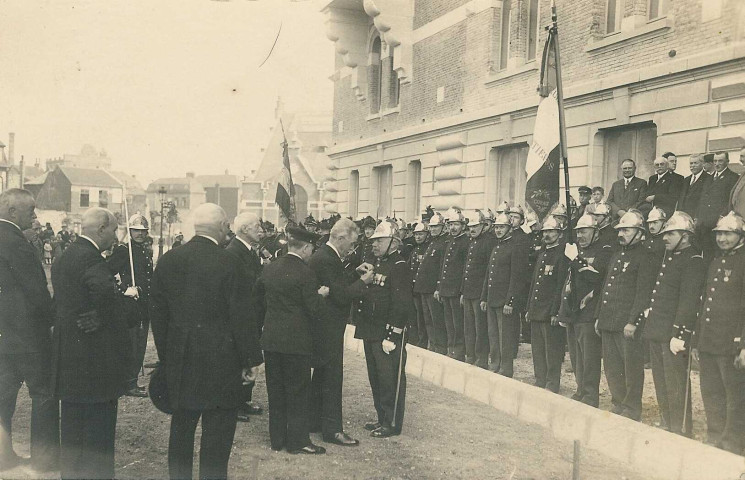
6,344,651,480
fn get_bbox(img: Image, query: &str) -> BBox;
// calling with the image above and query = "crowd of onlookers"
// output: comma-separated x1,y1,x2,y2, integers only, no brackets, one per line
22,221,78,266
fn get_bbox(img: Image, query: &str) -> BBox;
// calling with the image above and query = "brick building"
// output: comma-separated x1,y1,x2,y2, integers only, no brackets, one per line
323,0,745,221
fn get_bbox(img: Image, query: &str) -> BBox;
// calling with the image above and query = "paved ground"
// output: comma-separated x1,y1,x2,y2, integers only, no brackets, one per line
6,344,650,480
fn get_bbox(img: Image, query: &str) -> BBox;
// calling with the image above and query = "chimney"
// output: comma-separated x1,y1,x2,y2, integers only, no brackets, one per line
8,132,15,165
186,172,195,178
224,169,229,175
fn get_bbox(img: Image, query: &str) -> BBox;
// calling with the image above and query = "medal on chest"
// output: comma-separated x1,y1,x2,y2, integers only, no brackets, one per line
724,269,732,283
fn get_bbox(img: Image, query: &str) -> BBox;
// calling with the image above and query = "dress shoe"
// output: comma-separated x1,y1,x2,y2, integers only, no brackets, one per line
370,425,397,438
288,444,326,455
364,421,381,431
323,432,359,446
237,412,251,423
570,392,583,401
0,453,29,472
243,402,263,415
125,386,148,398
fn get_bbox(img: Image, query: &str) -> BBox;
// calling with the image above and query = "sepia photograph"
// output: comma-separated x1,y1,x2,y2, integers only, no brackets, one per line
1,0,745,478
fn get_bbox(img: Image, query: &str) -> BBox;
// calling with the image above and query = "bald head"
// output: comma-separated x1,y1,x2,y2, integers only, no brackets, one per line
234,211,262,244
81,207,118,251
0,189,36,230
193,203,229,244
329,218,359,258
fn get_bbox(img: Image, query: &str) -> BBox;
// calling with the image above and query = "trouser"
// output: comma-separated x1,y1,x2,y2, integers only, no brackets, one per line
264,351,311,451
486,307,518,375
699,352,745,454
413,294,429,348
463,298,489,367
567,324,578,374
442,296,465,360
0,353,59,470
310,350,344,436
574,323,602,407
363,339,406,432
239,383,255,411
128,313,150,389
649,340,692,435
423,294,447,354
530,322,565,393
168,408,237,480
601,330,644,420
60,400,116,480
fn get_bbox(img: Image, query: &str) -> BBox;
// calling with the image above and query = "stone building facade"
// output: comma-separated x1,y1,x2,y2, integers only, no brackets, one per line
323,0,745,221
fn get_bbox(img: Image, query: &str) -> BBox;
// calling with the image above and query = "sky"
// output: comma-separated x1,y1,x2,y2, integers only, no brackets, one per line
0,0,334,186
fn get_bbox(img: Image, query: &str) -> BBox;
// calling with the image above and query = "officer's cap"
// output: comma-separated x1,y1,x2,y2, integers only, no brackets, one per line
129,214,149,230
659,211,695,235
286,226,321,244
578,186,592,194
647,206,667,223
713,211,745,234
614,210,645,230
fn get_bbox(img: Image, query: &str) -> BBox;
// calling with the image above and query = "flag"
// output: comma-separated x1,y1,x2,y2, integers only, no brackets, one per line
275,134,296,222
525,26,560,222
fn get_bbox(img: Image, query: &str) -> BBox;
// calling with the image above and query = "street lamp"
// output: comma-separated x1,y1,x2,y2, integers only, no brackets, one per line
158,186,167,258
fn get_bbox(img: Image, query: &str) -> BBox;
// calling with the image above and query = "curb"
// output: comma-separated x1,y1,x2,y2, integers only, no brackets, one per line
344,326,745,480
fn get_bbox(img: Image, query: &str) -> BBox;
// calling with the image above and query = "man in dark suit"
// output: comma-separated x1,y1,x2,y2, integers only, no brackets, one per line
696,152,740,259
150,203,263,479
678,153,711,217
52,207,137,480
728,147,745,217
255,226,328,454
307,218,373,446
226,212,265,422
606,159,648,220
0,189,58,473
644,156,684,217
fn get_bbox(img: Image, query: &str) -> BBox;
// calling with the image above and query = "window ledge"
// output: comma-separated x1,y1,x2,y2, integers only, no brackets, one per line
484,61,538,86
585,16,674,53
382,106,400,117
366,112,382,122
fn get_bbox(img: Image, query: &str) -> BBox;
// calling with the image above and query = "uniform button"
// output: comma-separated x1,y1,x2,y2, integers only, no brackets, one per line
652,290,656,293
603,300,607,304
607,283,611,287
711,288,715,292
605,292,609,295
655,281,660,285
706,308,710,312
613,268,618,271
610,276,615,279
706,318,710,322
714,278,718,282
651,299,655,302
534,296,538,300
708,297,713,302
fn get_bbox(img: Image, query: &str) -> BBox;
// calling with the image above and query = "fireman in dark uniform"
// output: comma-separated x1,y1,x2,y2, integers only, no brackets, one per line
480,212,528,375
413,213,448,354
461,210,497,367
645,207,668,259
695,212,745,454
633,211,705,436
586,202,617,250
107,213,153,397
359,216,377,264
355,220,412,438
596,210,656,421
408,223,430,349
560,214,613,407
435,208,469,361
526,215,569,393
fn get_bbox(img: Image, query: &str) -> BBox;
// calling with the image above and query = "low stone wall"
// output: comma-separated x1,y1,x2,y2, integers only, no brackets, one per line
344,326,745,480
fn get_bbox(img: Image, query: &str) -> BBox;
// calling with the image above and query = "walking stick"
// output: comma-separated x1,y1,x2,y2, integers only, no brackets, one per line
392,327,407,430
682,348,693,436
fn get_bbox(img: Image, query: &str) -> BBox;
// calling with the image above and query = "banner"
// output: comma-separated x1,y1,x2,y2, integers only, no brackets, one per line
275,136,296,222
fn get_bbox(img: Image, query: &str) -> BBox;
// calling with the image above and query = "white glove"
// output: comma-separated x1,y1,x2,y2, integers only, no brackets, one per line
564,243,579,261
669,337,686,355
124,286,140,299
521,223,533,234
318,286,330,297
382,339,396,354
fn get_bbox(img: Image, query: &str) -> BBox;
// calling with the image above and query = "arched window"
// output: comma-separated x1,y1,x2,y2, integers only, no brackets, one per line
388,46,400,108
369,36,382,114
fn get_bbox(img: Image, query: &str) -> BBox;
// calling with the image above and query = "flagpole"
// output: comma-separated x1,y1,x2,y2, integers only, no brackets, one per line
550,1,574,242
278,118,296,224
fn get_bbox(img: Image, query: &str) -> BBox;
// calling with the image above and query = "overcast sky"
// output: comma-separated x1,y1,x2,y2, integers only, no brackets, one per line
0,0,333,185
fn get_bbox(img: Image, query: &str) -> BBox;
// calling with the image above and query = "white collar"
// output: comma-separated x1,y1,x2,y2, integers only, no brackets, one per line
327,241,342,259
79,235,100,252
692,171,702,181
197,234,219,245
236,236,254,251
657,171,668,180
624,177,632,184
716,168,728,178
0,218,21,232
287,251,303,261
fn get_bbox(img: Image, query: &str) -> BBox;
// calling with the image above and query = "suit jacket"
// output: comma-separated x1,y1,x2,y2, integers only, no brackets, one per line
225,236,264,351
606,177,647,218
697,168,740,230
255,253,325,356
729,171,745,218
0,221,54,355
307,244,366,366
149,236,263,410
645,172,684,217
678,172,711,217
51,237,133,402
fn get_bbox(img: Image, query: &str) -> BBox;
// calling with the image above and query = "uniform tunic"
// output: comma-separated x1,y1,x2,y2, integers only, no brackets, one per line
437,233,469,359
461,233,497,366
408,241,430,348
413,234,449,353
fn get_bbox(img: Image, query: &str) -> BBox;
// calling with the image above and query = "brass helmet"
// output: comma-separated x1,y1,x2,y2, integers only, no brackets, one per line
647,206,667,223
550,203,568,218
508,204,525,218
525,210,539,229
712,211,745,234
413,222,429,233
573,214,597,230
445,207,466,224
541,215,564,231
429,212,445,227
129,214,149,230
614,210,645,230
370,219,401,240
659,211,695,235
495,201,510,214
467,209,490,227
493,212,512,226
485,209,496,223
